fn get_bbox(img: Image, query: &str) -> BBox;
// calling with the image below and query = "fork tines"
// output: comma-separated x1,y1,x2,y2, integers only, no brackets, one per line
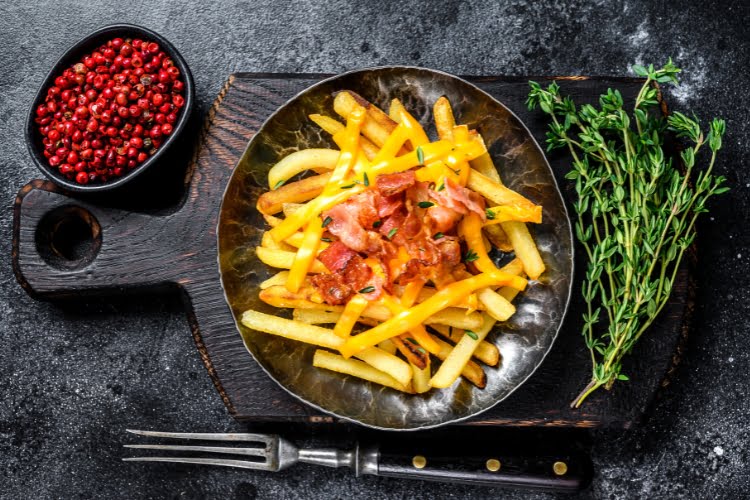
123,430,279,471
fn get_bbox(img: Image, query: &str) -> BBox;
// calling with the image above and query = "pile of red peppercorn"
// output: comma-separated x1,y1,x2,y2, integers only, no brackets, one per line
34,36,185,185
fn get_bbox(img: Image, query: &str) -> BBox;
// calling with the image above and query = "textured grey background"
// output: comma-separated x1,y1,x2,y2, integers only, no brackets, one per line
2,0,749,498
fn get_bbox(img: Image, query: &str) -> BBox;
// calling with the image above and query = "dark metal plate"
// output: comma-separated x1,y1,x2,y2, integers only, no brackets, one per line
218,66,573,430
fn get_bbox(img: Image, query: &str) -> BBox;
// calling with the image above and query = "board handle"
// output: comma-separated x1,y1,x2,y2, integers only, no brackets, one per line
13,181,187,299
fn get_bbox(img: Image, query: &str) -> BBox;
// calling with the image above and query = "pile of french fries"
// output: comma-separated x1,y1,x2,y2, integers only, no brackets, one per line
241,91,545,393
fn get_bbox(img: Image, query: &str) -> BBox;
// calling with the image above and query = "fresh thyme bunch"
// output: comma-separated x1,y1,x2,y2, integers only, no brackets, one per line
526,60,728,407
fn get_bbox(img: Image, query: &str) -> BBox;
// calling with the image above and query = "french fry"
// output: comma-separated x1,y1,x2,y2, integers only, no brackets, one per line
378,339,397,355
263,214,283,228
433,96,456,141
241,309,344,350
388,98,407,123
309,113,379,160
284,231,329,251
485,205,543,224
429,324,500,367
261,231,295,252
498,281,524,302
293,308,338,324
354,345,412,386
467,169,538,211
477,288,516,322
484,224,513,252
499,257,525,277
255,247,327,274
333,91,410,153
333,294,369,338
391,336,428,370
309,113,344,135
313,350,411,393
468,132,502,183
411,358,431,394
430,314,496,389
267,149,340,190
281,202,304,218
257,173,331,215
432,336,486,389
261,286,324,309
261,271,290,290
502,221,545,280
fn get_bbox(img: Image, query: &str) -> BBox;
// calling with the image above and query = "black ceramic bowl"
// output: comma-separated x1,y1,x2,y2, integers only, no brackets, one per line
218,67,574,430
25,24,195,193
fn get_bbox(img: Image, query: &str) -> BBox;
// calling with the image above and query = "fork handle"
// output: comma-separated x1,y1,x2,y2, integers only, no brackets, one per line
370,443,591,492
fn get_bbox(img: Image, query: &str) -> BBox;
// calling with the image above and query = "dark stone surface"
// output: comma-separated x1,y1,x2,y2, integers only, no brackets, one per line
1,0,748,498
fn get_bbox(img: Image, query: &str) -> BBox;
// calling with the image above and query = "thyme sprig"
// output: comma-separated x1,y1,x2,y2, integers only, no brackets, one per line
527,60,728,407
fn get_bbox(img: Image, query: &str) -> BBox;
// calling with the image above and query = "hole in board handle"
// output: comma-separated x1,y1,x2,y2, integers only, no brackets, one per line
35,205,102,270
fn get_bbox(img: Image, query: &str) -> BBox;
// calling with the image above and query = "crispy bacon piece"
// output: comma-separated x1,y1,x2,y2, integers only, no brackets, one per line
376,171,415,197
311,253,373,305
318,241,357,272
375,193,403,218
426,205,462,233
323,196,383,254
431,178,486,220
311,274,352,305
436,237,462,266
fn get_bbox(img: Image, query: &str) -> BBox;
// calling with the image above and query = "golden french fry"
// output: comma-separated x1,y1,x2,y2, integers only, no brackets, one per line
257,173,331,215
282,202,304,218
482,233,492,253
283,231,329,252
354,345,412,386
468,132,502,183
388,98,407,123
293,308,338,324
499,257,524,276
378,339,397,355
260,271,290,290
467,169,539,211
485,205,543,224
433,96,456,141
309,113,379,160
309,113,345,135
477,288,516,322
267,149,340,190
411,358,431,394
484,224,513,252
313,350,411,393
255,247,327,274
263,214,283,228
429,324,500,367
260,286,324,309
498,281,524,302
241,309,344,349
333,91,410,154
502,221,545,280
430,314,496,389
391,336,428,370
432,336,487,389
261,231,296,252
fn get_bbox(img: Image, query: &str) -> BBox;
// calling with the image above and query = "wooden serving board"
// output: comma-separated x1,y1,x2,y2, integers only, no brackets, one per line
12,73,693,428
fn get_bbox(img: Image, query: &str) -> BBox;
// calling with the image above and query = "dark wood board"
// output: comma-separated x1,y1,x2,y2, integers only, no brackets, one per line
12,73,693,428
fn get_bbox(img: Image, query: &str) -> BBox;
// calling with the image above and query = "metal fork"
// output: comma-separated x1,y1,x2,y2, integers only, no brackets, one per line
123,429,591,491
123,429,375,474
